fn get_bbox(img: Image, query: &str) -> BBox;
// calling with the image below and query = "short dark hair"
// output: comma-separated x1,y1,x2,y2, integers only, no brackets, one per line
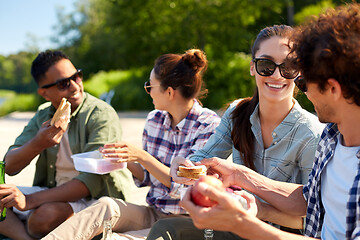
31,50,69,85
290,3,360,106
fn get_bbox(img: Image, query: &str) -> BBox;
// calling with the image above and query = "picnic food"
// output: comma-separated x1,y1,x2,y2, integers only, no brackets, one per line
72,150,127,174
191,175,224,207
177,165,207,180
50,98,71,127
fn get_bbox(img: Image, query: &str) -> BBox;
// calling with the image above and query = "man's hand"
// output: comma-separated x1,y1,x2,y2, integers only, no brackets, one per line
180,181,258,234
0,184,29,211
197,157,239,188
34,119,68,150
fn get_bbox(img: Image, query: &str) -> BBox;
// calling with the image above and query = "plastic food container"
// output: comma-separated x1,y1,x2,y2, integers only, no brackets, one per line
72,150,127,174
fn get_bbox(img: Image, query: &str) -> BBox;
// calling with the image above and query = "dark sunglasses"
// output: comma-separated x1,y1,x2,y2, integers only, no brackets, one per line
253,58,298,79
294,75,307,92
41,69,83,91
144,81,161,94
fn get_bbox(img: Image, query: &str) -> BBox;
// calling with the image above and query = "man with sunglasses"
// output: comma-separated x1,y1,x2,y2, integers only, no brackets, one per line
179,3,360,240
0,50,134,239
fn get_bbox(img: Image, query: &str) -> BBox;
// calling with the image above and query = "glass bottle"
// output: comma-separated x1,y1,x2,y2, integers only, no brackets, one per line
103,219,113,240
0,161,6,221
204,229,214,240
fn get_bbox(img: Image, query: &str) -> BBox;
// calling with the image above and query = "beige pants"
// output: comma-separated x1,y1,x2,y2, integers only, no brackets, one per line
43,197,184,240
15,186,96,221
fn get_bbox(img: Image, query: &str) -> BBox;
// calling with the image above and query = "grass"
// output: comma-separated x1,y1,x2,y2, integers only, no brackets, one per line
0,92,40,117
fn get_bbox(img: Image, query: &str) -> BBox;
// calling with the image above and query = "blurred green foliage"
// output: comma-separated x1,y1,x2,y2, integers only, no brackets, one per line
0,93,41,117
83,52,257,111
294,0,335,24
0,0,354,115
83,67,154,110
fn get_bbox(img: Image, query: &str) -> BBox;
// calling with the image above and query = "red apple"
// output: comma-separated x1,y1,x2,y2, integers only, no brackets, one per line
191,175,224,207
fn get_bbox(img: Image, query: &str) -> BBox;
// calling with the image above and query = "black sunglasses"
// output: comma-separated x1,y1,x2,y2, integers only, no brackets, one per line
41,69,83,91
144,81,161,94
294,75,307,92
253,58,298,79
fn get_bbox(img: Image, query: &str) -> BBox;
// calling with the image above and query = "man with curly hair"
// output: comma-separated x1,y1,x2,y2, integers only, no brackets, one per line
179,3,360,240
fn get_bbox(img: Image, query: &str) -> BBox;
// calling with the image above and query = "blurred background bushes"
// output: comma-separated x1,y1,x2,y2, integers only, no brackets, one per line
0,0,347,116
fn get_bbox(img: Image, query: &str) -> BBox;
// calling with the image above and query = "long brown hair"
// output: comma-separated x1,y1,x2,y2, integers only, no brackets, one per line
231,25,293,170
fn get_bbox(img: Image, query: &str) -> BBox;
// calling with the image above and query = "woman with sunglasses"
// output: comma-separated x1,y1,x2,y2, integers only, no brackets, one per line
43,49,221,239
146,25,325,240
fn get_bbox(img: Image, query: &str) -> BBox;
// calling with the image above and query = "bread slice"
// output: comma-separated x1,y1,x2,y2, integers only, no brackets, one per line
50,98,71,126
177,165,207,180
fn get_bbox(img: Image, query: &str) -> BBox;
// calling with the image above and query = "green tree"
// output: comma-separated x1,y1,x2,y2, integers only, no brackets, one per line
54,0,290,74
0,52,37,93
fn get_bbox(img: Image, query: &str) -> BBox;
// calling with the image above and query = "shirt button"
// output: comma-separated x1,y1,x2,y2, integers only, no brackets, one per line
357,150,360,159
274,141,278,145
49,181,54,185
272,132,277,137
50,165,54,169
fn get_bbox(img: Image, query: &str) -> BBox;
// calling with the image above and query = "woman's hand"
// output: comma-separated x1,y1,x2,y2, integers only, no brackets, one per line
100,142,150,163
170,156,197,185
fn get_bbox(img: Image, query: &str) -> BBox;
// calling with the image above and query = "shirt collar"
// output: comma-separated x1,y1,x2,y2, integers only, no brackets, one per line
250,99,304,142
273,99,302,139
162,99,201,134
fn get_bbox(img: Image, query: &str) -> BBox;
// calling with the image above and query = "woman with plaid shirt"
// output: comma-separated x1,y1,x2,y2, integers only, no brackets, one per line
43,49,221,240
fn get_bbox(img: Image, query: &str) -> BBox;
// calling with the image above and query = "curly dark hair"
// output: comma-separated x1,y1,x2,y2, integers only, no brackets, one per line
290,3,360,106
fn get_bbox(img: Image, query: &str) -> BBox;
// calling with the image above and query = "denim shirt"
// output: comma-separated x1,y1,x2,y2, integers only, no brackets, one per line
191,99,325,184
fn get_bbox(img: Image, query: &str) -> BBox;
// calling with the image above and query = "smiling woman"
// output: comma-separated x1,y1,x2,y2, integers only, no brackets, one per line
146,25,325,240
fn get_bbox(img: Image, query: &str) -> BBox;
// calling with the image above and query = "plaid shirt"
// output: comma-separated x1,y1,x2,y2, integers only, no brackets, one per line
303,123,360,239
139,101,220,214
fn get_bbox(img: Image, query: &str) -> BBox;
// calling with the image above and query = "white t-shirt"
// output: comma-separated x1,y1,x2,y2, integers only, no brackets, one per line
321,135,360,240
55,129,79,186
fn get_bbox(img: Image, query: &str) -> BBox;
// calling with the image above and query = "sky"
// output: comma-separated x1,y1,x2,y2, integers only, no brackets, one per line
0,0,78,56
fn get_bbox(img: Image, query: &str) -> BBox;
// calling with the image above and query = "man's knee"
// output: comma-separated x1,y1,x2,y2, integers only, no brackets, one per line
27,202,73,238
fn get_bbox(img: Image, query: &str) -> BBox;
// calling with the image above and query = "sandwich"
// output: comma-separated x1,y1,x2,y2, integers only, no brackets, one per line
51,98,71,127
177,165,207,180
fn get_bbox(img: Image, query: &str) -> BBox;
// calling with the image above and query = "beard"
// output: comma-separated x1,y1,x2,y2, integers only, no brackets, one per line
314,103,334,123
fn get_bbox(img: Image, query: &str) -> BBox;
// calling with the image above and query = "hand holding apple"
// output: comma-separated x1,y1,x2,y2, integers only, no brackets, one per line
191,176,248,209
191,175,225,207
180,176,259,237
